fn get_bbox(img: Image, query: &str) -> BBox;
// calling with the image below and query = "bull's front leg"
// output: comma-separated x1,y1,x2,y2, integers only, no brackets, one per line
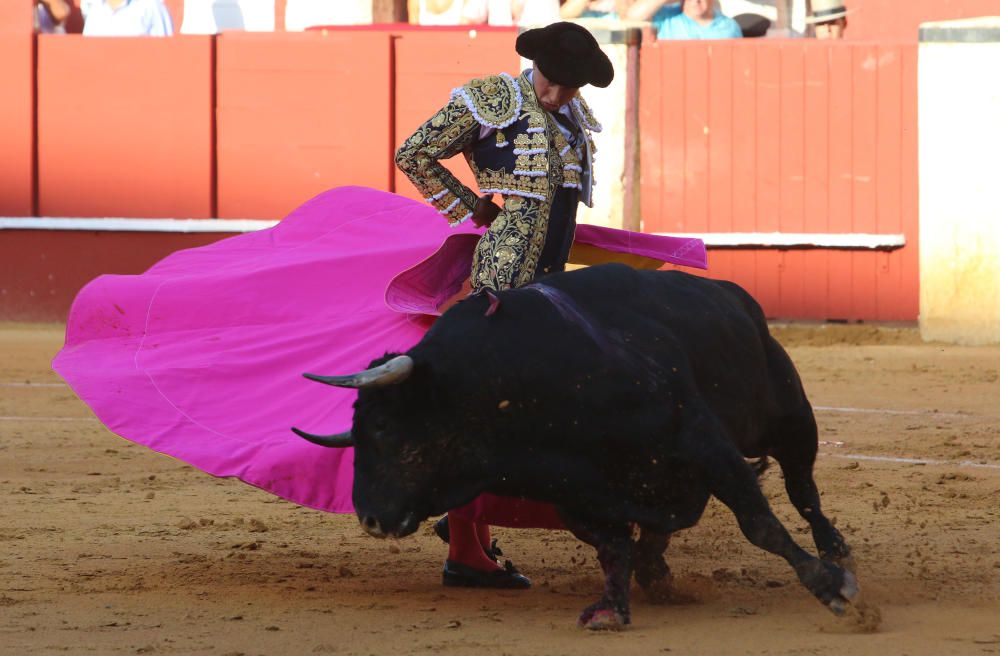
559,515,634,630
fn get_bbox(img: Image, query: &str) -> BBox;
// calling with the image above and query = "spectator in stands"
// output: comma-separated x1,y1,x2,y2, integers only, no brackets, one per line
559,0,633,20
721,0,810,37
462,0,562,26
806,0,849,39
514,0,561,25
36,0,71,33
408,0,561,27
408,0,467,24
627,0,742,39
81,0,174,36
732,11,770,36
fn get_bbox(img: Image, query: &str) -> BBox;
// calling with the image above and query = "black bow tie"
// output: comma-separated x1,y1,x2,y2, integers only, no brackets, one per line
552,111,580,147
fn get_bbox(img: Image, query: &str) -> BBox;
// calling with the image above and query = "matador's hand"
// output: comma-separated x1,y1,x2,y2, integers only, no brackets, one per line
472,194,502,228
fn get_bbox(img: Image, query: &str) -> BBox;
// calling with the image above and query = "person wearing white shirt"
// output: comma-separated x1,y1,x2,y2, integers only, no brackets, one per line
82,0,174,36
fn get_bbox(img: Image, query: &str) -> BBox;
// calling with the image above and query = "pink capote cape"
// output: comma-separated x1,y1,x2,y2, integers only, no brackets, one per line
53,187,707,525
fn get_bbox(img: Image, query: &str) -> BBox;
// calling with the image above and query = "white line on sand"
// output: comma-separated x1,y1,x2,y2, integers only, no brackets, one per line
0,382,66,388
814,406,973,419
821,452,1000,471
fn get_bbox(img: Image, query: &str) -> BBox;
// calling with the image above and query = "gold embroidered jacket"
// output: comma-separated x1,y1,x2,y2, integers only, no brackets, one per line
394,70,602,291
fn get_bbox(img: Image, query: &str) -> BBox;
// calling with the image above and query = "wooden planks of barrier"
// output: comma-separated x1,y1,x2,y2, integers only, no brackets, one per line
215,31,392,219
0,2,35,217
37,35,214,219
640,40,919,322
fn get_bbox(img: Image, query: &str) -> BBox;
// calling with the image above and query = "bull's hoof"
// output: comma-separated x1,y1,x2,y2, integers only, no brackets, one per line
579,608,627,631
820,572,882,634
577,601,630,631
826,570,860,616
798,558,861,615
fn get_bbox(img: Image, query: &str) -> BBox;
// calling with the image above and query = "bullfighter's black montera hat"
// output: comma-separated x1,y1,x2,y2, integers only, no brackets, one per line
516,22,614,89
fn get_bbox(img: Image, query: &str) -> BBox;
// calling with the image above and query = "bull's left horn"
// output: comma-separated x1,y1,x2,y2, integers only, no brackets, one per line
303,354,414,389
291,427,355,448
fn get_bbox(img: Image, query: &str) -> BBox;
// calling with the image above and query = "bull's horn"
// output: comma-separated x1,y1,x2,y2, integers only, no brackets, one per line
291,427,355,448
303,355,414,389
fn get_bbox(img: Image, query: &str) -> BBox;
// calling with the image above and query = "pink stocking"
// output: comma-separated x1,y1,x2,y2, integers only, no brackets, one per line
447,512,501,571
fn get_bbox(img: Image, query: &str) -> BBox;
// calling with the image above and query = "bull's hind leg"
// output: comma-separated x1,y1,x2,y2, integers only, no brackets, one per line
633,529,672,601
681,423,858,615
769,412,852,567
633,495,709,603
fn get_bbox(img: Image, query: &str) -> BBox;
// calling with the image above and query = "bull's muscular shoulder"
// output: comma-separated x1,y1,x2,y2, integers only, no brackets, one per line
450,72,523,130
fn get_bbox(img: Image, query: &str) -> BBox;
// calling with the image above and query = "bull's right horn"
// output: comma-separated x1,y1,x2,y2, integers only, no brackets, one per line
303,354,414,389
291,427,355,448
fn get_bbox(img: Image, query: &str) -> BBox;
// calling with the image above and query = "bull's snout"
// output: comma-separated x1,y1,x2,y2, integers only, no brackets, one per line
358,511,420,539
359,514,387,538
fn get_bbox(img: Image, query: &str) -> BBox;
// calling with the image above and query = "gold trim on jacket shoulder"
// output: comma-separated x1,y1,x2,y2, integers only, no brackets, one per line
450,72,523,130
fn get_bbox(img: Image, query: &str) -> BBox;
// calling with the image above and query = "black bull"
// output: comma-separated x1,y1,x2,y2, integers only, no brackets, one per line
294,263,859,629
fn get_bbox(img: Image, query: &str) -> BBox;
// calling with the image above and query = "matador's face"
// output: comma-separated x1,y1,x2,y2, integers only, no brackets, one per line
532,65,580,113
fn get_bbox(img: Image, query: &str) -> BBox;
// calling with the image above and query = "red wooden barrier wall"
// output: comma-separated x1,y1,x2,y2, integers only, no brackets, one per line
0,3,35,217
5,29,926,323
640,40,918,322
392,28,520,202
216,31,392,219
845,0,1000,42
37,35,214,218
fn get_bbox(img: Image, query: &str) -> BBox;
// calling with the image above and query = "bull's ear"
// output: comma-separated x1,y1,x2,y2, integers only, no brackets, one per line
291,427,355,448
303,355,413,389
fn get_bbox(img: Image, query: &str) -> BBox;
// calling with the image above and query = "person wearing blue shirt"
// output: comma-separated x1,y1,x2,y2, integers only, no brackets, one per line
36,0,71,33
560,0,631,21
628,0,743,39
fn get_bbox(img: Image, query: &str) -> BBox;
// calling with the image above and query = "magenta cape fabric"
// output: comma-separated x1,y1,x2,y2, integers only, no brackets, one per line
53,187,706,522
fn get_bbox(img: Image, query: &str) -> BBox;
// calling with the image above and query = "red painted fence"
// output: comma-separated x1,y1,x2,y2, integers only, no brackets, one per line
0,2,34,217
216,31,393,219
844,0,1000,42
37,35,215,218
2,30,923,322
640,40,919,321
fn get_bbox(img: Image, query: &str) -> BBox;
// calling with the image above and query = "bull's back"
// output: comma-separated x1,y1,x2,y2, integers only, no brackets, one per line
542,265,810,446
424,264,807,450
544,264,768,352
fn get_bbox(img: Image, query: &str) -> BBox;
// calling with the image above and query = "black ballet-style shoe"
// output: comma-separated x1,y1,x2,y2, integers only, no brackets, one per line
484,538,503,562
442,559,531,589
433,515,450,543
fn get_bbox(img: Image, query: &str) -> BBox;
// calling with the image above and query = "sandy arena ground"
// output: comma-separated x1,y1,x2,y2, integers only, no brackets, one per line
2,322,999,655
